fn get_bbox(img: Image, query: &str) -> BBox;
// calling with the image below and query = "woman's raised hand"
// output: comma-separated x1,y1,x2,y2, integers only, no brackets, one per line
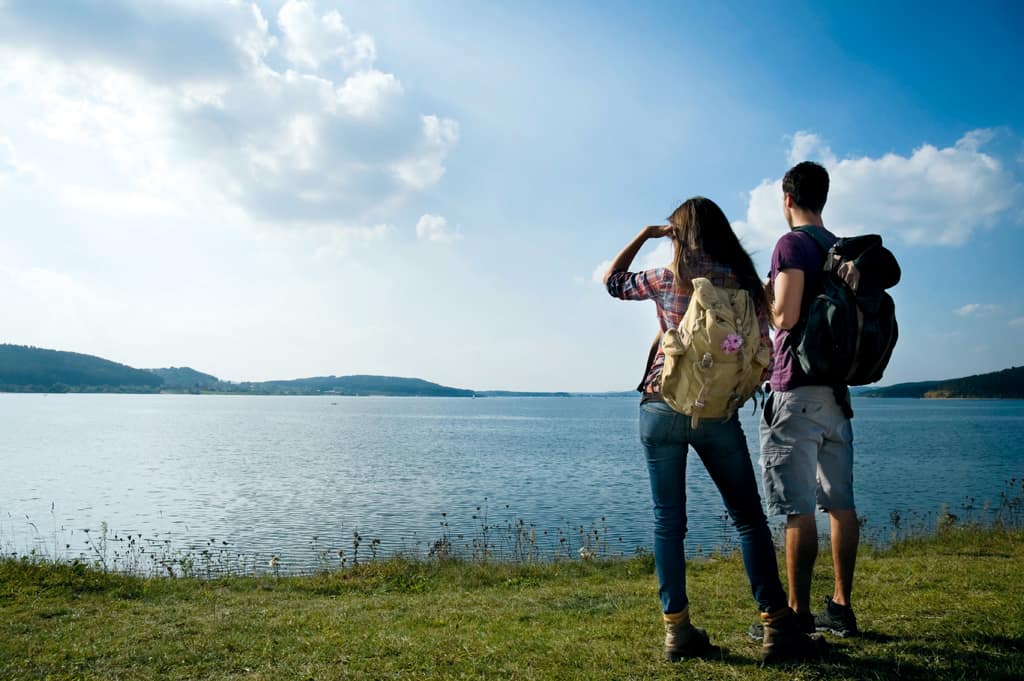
645,224,674,239
604,225,675,283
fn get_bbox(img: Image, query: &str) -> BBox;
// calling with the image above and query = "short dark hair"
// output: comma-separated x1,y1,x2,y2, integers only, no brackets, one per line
782,161,829,214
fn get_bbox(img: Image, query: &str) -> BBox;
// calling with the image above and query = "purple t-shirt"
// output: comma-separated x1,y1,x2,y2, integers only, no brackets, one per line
769,226,838,392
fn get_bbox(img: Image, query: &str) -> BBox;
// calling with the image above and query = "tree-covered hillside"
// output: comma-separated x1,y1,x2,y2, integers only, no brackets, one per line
864,366,1024,399
147,367,221,389
0,345,475,396
240,374,474,397
0,344,163,392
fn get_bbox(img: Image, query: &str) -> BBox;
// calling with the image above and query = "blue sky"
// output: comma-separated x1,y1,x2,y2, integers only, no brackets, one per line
0,0,1021,391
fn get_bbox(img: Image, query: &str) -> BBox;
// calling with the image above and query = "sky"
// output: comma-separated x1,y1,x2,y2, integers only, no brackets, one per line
0,0,1022,392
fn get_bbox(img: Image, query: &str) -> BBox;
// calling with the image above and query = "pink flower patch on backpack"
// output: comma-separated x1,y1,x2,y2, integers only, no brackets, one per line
721,333,744,355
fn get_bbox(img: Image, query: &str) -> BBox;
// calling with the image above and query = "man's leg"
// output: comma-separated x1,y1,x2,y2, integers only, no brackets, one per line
815,402,860,637
759,389,825,619
828,509,858,607
818,411,857,608
785,513,818,615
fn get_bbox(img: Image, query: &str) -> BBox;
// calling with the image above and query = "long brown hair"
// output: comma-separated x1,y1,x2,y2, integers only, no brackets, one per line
667,197,765,307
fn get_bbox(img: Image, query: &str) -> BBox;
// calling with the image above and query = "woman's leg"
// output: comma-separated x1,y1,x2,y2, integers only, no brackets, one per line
639,401,689,615
691,415,787,613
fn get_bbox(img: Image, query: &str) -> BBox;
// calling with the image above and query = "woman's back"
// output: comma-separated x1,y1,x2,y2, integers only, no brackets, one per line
605,252,768,394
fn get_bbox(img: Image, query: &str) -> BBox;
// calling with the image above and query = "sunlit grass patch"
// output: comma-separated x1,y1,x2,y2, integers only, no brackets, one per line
2,527,1022,680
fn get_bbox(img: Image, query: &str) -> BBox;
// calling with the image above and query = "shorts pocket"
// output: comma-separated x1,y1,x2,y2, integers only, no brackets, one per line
760,446,816,515
761,391,776,428
772,393,826,431
761,446,791,469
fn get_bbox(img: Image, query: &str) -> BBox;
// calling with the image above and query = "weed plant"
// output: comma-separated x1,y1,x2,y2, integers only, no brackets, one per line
3,479,1022,580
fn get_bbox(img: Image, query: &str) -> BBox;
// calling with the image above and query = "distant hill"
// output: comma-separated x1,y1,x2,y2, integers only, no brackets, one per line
238,374,474,397
864,366,1024,399
0,345,479,396
0,343,641,397
476,390,573,397
147,367,221,390
0,344,163,392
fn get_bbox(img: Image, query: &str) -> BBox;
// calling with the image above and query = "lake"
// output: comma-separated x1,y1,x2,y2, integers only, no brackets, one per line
2,394,1021,573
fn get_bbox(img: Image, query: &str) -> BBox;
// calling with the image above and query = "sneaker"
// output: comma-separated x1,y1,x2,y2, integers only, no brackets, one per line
747,609,813,641
814,596,859,637
759,608,828,664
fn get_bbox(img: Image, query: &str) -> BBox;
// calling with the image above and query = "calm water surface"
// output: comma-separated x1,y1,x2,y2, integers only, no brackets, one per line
2,394,1021,571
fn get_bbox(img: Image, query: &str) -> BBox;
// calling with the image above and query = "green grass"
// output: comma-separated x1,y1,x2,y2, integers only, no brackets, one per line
2,527,1022,680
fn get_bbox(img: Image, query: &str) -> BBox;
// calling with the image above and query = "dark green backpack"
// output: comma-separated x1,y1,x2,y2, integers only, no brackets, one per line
788,227,901,386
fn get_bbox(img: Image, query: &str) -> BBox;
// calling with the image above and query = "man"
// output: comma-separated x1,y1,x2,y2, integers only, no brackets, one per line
759,161,860,638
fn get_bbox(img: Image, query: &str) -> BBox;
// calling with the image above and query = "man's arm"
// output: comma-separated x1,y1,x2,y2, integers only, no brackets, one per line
602,225,673,285
769,268,804,330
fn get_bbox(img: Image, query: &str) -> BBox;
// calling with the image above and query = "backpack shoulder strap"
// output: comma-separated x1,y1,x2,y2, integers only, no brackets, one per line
782,228,830,349
636,329,662,392
793,225,831,256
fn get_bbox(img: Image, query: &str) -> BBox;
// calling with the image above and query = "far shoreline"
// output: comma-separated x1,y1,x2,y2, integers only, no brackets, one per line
0,389,631,398
4,390,1024,401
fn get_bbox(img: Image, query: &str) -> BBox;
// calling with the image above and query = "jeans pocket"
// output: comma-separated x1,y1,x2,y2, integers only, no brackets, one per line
640,400,677,415
639,403,676,446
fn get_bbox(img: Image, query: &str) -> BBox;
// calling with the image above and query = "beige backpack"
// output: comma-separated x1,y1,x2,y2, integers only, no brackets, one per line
659,278,771,427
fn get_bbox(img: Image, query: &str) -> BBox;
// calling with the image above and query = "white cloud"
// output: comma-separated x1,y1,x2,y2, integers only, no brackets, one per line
57,185,177,219
393,115,460,190
0,265,125,345
640,239,674,271
336,69,403,117
1009,317,1024,328
787,131,837,167
0,137,33,184
589,239,673,286
0,1,272,83
956,303,999,317
591,259,613,284
0,138,17,176
311,222,393,260
278,0,375,72
734,129,1021,254
0,0,458,231
416,214,461,242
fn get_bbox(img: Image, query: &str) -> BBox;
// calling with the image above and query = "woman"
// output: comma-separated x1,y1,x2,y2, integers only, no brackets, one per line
603,197,823,663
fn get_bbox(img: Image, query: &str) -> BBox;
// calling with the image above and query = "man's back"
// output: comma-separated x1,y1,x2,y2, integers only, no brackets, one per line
756,160,861,640
767,226,838,393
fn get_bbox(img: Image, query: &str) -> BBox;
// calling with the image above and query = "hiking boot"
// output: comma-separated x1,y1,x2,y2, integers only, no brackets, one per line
759,607,828,664
814,596,859,637
747,609,813,640
663,609,720,661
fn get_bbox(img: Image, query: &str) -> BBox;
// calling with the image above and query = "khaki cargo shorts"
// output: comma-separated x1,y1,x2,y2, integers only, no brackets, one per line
758,385,855,516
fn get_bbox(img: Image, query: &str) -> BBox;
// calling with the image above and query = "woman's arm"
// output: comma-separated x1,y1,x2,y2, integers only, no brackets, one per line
602,225,673,285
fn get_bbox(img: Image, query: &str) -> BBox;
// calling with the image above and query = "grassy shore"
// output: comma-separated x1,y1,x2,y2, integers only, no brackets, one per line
2,526,1022,680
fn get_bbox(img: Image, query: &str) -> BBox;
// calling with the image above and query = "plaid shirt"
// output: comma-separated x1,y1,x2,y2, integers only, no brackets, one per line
606,256,773,393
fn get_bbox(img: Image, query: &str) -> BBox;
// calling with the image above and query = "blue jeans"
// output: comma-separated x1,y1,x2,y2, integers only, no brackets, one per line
639,400,786,614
